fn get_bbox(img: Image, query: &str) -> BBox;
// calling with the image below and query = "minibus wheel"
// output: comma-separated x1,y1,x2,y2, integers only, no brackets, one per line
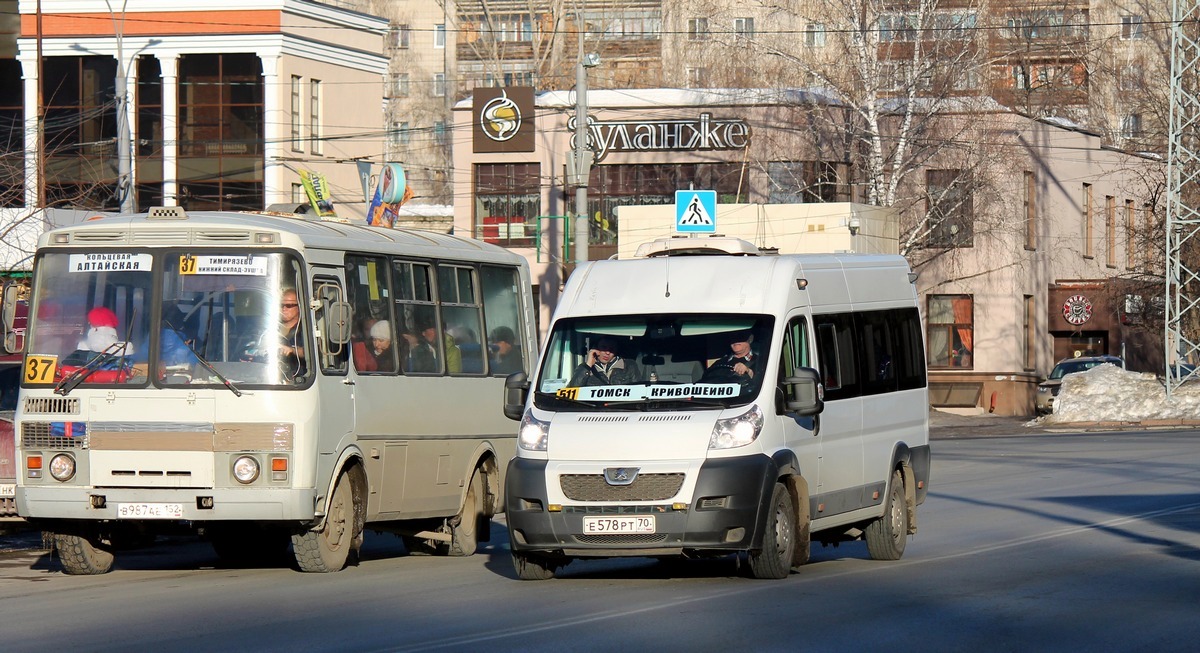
748,483,796,580
53,526,115,575
448,471,485,556
865,469,908,560
293,470,356,572
512,551,558,580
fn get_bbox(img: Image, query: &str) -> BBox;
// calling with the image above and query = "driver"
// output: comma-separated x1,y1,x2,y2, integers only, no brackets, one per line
568,336,642,386
703,330,762,384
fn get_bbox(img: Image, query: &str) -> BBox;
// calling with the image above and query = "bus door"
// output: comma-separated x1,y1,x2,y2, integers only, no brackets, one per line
311,273,353,455
778,313,821,494
810,313,865,512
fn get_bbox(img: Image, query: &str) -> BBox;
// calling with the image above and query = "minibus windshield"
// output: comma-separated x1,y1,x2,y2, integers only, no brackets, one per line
533,314,774,410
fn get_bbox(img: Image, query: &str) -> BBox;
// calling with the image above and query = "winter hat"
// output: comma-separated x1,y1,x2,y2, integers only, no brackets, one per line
88,307,119,329
369,320,391,340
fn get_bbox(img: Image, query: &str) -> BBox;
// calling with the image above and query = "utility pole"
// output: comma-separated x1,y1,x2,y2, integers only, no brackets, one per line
107,0,133,213
36,0,44,211
572,36,598,265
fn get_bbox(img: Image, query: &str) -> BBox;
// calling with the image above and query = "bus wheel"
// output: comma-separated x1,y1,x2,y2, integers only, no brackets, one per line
511,551,557,580
865,469,908,561
448,471,485,557
53,528,115,575
748,483,795,580
293,471,356,572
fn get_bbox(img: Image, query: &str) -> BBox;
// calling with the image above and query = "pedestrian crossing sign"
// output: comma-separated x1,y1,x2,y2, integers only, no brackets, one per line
675,190,717,233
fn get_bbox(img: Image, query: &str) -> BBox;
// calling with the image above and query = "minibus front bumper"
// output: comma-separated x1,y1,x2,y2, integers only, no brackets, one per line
506,455,776,557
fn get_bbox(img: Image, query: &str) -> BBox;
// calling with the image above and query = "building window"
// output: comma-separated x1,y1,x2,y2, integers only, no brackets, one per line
879,13,917,42
389,72,410,98
1106,195,1116,267
1126,199,1136,269
434,121,447,146
0,60,23,208
1144,204,1156,272
1024,171,1036,250
1024,295,1036,371
474,163,541,247
688,17,709,41
804,22,826,48
433,73,446,97
1083,183,1094,258
435,24,446,48
926,169,974,247
291,183,304,204
1121,14,1144,40
1121,113,1142,140
1012,65,1030,90
927,295,973,369
768,161,848,203
1119,64,1143,91
309,79,322,155
290,75,302,152
390,121,410,146
503,71,534,87
686,67,708,88
388,24,411,50
734,17,754,39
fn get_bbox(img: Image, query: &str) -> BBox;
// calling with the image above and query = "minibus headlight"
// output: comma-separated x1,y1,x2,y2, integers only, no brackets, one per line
49,454,76,482
518,410,550,451
232,456,260,484
709,405,764,450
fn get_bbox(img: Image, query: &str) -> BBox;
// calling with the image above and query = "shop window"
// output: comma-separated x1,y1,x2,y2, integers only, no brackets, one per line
768,161,848,203
474,163,540,247
927,294,973,369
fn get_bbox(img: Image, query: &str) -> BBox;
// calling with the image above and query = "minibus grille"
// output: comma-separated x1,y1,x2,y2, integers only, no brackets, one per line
132,230,189,244
574,534,669,545
22,422,88,449
637,414,693,422
24,397,81,414
576,415,631,423
72,230,127,243
560,473,685,501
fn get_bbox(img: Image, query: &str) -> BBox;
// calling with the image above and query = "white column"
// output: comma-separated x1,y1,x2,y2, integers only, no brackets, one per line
260,54,281,208
159,53,179,206
19,55,39,211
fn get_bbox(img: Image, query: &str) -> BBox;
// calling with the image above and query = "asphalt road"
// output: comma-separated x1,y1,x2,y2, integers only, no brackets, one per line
0,427,1197,652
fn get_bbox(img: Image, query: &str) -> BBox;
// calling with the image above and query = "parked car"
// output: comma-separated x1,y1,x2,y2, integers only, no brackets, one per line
1035,355,1124,415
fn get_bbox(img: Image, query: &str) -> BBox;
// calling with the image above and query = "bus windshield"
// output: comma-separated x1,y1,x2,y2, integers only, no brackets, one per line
24,250,308,389
533,314,774,411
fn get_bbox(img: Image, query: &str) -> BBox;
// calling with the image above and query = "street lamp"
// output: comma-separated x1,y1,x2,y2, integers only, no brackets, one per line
573,50,599,264
106,0,133,213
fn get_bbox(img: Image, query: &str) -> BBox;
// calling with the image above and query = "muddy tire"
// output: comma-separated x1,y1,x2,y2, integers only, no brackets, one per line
54,530,115,575
448,471,485,557
512,551,558,580
749,483,795,580
293,470,358,572
865,469,908,561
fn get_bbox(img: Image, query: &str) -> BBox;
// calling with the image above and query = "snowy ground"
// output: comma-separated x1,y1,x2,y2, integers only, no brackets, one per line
1037,363,1200,423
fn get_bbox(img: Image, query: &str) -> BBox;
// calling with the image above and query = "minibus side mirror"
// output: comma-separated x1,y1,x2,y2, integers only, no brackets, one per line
784,367,824,416
326,301,352,344
503,371,530,421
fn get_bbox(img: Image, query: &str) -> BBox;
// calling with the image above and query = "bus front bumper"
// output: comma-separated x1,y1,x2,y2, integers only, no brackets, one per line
17,486,320,523
505,455,775,557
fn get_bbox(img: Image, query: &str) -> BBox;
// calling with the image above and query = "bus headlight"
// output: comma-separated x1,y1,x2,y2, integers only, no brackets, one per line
518,410,550,451
48,454,76,482
709,405,764,450
232,456,260,484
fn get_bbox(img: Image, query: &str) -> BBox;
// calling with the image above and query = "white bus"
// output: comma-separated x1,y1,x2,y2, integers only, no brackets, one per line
503,237,930,579
11,207,534,574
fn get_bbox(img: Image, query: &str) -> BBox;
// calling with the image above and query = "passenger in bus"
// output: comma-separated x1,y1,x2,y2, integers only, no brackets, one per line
77,306,131,354
568,336,642,386
278,287,306,379
365,320,396,372
415,320,461,373
488,325,522,375
159,304,199,370
702,331,762,385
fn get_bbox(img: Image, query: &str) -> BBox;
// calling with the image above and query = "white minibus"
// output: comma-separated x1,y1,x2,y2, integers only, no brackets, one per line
503,237,930,579
11,207,534,574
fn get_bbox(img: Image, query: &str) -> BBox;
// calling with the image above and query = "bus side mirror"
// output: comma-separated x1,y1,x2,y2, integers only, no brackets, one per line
784,367,824,416
503,371,530,421
326,301,352,345
1,283,25,355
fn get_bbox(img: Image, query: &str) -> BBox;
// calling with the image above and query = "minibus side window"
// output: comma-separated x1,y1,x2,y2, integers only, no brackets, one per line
892,307,927,390
394,260,440,374
815,314,860,401
480,266,525,376
438,264,485,375
780,316,811,408
858,311,897,396
346,255,397,375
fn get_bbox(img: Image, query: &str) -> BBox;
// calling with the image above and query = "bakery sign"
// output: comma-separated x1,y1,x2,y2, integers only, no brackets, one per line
569,112,752,162
473,87,536,153
1062,294,1093,326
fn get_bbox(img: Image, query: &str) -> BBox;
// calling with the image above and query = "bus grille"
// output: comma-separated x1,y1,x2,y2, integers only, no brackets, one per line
574,534,669,545
21,422,88,449
559,473,685,502
23,397,80,414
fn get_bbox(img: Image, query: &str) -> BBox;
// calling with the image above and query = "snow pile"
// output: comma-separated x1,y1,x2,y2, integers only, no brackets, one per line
1041,363,1200,423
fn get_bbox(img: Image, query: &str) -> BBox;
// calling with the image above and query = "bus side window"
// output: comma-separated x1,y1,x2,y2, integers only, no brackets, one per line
438,264,484,375
779,316,810,408
480,265,526,376
815,314,860,400
313,277,348,375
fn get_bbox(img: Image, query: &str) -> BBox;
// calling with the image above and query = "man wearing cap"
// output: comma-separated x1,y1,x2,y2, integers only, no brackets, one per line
488,325,522,375
703,331,762,385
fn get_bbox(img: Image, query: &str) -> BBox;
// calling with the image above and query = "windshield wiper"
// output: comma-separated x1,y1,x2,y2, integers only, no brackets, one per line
54,341,130,396
165,323,242,397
